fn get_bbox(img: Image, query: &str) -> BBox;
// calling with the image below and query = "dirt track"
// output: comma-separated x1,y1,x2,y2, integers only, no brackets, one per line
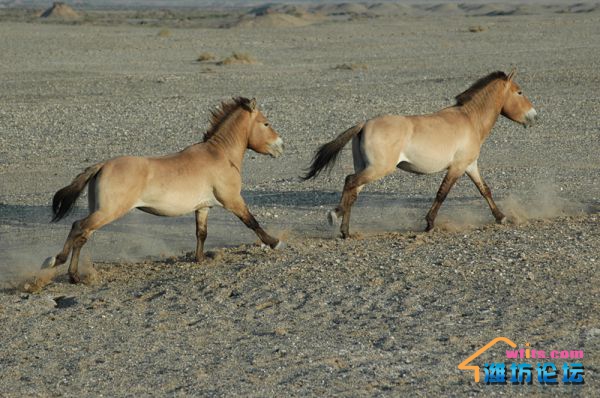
1,3,599,396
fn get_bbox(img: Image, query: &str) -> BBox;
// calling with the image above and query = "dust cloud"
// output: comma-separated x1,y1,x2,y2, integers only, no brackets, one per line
0,214,189,291
501,182,585,224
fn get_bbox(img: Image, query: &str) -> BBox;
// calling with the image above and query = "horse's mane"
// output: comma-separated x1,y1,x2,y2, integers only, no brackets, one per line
454,71,508,106
203,97,253,142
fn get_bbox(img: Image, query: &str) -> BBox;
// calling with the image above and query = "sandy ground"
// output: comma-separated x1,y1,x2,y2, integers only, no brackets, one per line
0,3,599,396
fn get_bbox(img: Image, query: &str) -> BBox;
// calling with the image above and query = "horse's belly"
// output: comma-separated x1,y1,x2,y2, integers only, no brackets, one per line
136,191,221,217
397,152,450,175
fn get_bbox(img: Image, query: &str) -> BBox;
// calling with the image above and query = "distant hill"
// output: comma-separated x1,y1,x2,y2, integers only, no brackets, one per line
40,2,80,19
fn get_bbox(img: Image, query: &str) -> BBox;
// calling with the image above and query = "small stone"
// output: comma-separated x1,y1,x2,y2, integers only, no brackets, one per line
274,327,288,336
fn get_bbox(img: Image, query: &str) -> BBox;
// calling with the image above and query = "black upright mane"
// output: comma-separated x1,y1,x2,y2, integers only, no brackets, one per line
454,71,508,106
203,97,253,142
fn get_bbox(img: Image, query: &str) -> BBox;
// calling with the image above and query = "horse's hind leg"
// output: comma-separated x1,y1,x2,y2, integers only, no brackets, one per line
425,168,463,232
67,233,87,284
64,211,108,283
465,162,506,224
46,209,121,283
195,208,209,262
328,135,366,227
336,174,365,238
336,166,392,238
43,220,82,269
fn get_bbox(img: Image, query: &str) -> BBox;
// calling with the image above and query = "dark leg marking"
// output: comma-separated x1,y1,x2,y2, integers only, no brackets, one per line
425,170,462,232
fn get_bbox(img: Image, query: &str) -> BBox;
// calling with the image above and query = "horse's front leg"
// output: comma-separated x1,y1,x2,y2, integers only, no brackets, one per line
221,195,283,249
195,208,209,262
465,161,506,224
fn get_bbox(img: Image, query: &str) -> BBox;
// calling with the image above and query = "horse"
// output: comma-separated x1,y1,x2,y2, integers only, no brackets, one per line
303,70,537,238
44,97,285,283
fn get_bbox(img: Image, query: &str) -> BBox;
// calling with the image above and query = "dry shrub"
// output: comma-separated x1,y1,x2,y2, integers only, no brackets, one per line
333,63,368,71
158,28,171,37
217,52,257,65
197,52,216,62
469,25,486,32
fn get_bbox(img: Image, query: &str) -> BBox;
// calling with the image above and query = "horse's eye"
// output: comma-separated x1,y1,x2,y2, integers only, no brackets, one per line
264,123,270,127
517,91,523,95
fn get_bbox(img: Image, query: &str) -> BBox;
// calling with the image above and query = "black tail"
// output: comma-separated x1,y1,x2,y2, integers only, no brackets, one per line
302,123,364,180
51,162,104,222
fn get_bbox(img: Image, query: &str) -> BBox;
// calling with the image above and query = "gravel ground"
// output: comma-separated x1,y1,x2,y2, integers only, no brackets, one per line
0,4,599,396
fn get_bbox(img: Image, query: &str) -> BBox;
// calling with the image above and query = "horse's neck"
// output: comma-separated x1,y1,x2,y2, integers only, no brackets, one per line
461,83,505,142
207,113,249,168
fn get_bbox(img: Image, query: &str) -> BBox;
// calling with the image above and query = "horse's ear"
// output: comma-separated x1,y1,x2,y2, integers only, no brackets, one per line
507,68,517,81
238,97,256,112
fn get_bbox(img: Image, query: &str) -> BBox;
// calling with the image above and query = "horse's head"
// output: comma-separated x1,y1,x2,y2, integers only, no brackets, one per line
243,98,284,158
501,70,538,127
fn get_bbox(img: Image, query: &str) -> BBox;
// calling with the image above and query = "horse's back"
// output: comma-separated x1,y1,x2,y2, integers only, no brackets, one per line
99,155,151,187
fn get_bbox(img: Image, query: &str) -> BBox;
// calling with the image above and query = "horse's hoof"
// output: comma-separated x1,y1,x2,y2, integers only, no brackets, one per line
69,273,81,284
41,256,56,269
497,216,507,225
274,241,287,250
327,210,339,226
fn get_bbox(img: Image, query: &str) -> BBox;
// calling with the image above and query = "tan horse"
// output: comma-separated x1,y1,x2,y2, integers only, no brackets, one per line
44,97,285,283
303,70,537,238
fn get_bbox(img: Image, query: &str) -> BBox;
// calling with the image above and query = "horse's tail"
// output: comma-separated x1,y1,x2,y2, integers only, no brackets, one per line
51,162,105,222
302,122,365,180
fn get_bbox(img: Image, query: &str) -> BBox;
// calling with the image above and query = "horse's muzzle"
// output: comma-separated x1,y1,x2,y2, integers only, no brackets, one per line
268,138,284,158
524,108,538,127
